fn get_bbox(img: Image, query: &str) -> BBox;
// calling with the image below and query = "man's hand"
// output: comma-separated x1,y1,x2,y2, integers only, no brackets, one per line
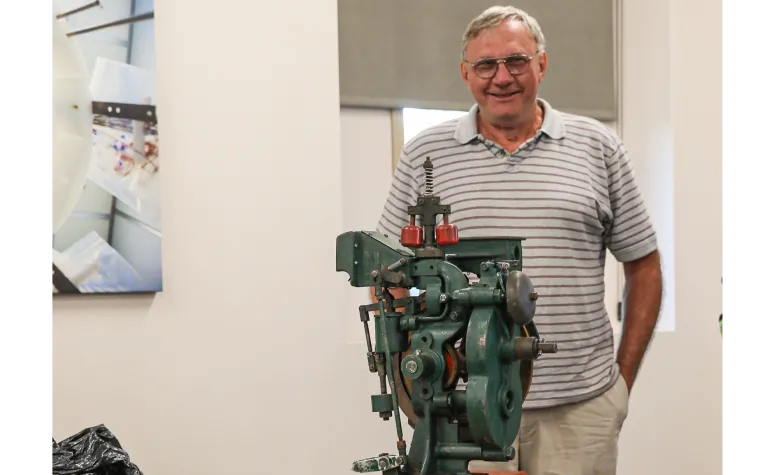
616,249,663,394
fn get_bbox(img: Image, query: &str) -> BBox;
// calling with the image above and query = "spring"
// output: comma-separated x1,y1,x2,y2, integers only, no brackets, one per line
424,157,434,195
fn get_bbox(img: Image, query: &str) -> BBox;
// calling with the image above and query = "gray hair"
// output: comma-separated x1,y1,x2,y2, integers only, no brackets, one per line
461,6,547,59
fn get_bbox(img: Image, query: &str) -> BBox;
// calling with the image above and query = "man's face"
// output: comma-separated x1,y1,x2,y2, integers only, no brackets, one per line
461,20,547,126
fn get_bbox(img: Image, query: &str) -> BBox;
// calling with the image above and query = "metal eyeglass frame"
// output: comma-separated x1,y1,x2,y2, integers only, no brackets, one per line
465,53,537,79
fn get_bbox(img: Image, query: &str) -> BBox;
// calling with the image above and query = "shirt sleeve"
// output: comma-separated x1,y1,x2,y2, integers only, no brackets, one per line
603,142,659,262
376,150,420,237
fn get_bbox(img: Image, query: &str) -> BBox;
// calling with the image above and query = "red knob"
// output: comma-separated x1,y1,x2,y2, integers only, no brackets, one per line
401,217,423,247
436,216,459,246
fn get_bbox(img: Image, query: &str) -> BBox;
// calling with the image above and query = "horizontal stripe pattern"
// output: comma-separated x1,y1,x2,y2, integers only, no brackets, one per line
376,101,657,409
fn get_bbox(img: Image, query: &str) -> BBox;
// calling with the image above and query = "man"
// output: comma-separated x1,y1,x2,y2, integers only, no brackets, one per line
374,5,662,475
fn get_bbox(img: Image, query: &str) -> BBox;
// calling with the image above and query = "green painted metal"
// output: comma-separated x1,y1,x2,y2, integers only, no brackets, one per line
336,158,557,475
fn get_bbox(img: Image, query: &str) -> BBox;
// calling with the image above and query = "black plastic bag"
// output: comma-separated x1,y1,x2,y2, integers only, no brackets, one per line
52,424,143,475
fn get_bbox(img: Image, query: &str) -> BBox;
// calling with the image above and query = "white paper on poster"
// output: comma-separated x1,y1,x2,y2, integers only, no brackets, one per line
53,231,146,293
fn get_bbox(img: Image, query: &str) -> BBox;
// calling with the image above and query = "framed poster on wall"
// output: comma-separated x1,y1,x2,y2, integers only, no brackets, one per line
53,0,161,294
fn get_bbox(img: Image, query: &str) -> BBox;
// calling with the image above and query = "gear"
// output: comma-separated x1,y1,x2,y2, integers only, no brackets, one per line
392,324,538,427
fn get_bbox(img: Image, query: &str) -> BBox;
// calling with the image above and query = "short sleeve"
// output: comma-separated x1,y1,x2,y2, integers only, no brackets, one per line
603,142,658,262
376,150,420,237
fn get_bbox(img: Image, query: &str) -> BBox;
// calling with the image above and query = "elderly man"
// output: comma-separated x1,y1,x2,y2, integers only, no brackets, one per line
374,5,663,475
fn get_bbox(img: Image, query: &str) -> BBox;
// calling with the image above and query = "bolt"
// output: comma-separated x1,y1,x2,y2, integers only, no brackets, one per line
405,360,418,374
450,311,460,321
480,263,489,271
529,292,538,301
439,294,448,303
504,446,516,460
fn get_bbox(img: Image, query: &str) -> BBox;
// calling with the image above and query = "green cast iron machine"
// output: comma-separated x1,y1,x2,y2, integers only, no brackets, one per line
335,158,557,475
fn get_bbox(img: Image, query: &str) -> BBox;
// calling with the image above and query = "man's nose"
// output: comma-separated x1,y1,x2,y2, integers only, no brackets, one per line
492,64,515,85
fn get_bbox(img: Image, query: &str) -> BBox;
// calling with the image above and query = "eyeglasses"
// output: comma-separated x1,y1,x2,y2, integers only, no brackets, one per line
465,53,536,79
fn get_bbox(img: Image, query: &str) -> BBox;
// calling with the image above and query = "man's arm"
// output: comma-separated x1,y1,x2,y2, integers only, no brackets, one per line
616,249,662,393
599,137,662,394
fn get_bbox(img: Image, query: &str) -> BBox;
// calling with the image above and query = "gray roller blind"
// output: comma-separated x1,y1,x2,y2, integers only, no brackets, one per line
338,0,617,120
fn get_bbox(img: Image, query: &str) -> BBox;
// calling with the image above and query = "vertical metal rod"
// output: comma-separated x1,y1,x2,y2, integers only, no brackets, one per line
376,297,407,456
55,0,101,19
107,0,138,246
67,11,154,37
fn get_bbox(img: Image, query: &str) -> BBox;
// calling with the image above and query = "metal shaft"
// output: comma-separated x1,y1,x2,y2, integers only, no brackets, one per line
376,297,407,456
67,11,154,37
56,0,101,19
537,342,558,353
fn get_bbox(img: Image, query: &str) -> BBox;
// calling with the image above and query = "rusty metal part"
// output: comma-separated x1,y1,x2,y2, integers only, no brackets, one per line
392,352,418,425
392,336,461,426
400,342,461,396
519,324,534,402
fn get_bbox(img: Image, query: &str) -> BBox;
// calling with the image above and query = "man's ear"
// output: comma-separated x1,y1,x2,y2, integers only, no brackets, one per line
537,51,548,82
460,61,470,84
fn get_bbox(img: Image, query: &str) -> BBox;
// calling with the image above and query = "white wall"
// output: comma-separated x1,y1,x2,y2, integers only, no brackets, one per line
52,0,721,474
339,108,394,344
723,0,728,468
618,0,677,333
616,0,721,473
54,1,348,474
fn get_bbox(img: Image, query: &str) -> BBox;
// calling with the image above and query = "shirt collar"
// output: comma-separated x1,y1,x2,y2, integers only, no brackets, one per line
454,97,566,144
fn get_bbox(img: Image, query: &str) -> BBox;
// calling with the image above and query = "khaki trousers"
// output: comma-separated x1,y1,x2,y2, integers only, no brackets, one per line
469,371,630,475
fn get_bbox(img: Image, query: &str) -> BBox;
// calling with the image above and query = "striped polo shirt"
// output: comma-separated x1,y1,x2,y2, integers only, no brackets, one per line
376,98,657,409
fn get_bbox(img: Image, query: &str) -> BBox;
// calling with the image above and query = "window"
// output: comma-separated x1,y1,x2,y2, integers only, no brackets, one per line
402,108,467,143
